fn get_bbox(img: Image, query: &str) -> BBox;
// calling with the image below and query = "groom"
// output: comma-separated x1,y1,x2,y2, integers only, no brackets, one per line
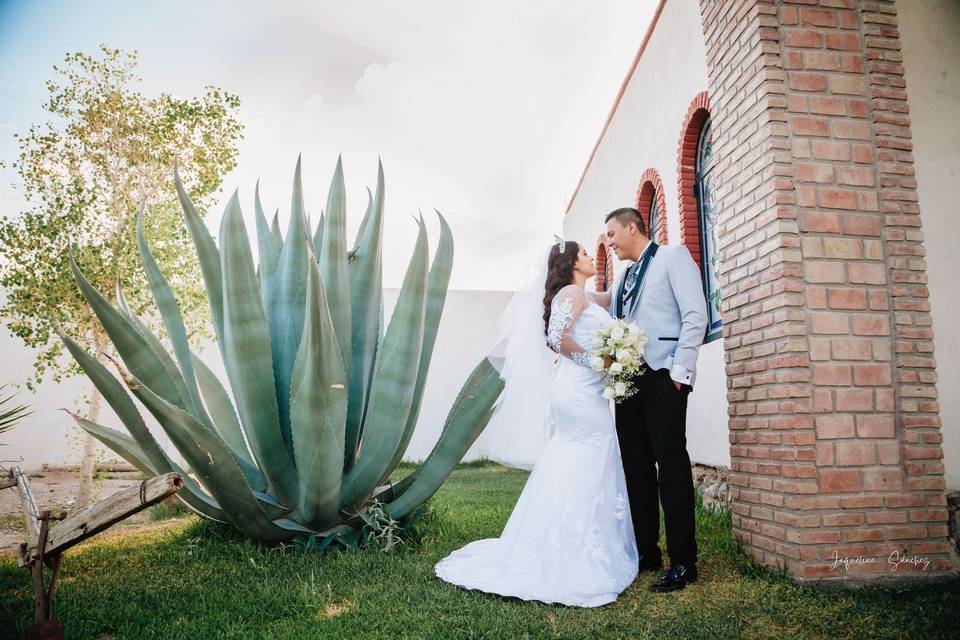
605,207,707,592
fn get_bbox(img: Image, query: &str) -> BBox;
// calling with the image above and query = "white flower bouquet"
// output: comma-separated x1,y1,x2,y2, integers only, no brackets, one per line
589,319,648,403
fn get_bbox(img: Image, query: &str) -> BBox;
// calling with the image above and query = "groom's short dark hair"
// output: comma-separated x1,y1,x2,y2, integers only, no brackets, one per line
605,207,646,235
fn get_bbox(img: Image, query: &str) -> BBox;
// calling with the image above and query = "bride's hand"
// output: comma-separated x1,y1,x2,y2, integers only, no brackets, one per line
603,355,613,370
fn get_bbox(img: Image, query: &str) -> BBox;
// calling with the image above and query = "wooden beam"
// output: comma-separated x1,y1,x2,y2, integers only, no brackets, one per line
19,472,183,566
41,462,138,473
12,466,40,550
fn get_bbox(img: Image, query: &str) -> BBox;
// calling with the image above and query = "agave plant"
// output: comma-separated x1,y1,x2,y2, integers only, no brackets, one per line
60,157,504,545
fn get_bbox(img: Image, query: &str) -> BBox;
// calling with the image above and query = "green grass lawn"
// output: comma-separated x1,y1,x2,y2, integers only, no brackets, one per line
2,462,958,639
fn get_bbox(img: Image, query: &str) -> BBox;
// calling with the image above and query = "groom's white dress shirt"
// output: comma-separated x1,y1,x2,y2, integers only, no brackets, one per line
608,243,708,387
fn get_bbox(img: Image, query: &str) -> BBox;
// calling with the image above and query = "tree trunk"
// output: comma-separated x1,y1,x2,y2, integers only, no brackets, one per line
76,342,106,508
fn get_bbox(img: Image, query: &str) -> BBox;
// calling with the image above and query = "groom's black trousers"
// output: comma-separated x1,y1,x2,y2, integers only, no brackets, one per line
615,367,698,567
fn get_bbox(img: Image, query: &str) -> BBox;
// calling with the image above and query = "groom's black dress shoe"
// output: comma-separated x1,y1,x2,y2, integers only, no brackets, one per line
650,563,698,592
637,553,663,573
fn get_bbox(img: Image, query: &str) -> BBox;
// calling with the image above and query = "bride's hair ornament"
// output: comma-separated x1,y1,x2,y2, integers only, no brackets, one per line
553,234,566,253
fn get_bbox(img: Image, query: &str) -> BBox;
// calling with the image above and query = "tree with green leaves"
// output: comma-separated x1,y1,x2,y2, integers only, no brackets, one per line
0,44,242,504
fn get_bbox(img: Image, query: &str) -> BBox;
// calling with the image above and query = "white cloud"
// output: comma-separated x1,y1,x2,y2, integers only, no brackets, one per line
0,0,658,290
354,61,392,98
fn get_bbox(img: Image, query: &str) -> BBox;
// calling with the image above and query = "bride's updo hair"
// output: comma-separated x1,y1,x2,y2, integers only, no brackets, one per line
543,240,581,338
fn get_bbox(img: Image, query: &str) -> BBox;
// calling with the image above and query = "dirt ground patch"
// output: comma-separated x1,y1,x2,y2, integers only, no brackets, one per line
0,468,170,557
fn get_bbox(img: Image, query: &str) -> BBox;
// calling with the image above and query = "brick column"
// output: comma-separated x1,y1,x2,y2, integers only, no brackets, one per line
698,0,955,581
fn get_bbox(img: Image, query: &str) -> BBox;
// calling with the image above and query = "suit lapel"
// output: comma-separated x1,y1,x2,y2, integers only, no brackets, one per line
614,268,629,318
626,243,659,319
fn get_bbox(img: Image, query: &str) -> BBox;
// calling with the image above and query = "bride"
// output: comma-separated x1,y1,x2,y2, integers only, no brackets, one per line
434,239,638,607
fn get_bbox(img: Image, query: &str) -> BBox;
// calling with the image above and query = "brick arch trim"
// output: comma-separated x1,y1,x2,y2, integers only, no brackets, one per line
635,168,668,246
676,91,711,269
594,233,614,292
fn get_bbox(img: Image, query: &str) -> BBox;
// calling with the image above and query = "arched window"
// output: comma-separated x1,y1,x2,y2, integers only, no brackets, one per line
695,117,722,342
635,168,668,245
648,194,663,244
594,234,613,292
678,91,720,343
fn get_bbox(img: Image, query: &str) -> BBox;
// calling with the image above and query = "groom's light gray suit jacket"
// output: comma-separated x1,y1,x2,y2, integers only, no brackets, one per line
607,243,708,387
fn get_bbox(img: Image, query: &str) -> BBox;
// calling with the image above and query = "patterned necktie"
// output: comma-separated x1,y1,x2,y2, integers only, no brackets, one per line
617,261,640,319
624,261,640,294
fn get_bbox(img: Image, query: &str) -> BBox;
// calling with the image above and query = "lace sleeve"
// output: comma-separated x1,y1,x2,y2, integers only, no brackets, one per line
547,288,594,368
587,289,612,310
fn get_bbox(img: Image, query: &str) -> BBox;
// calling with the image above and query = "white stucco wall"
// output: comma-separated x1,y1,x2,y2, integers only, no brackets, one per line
563,0,960,480
564,0,730,468
394,288,512,462
899,0,960,491
0,286,95,469
0,287,511,472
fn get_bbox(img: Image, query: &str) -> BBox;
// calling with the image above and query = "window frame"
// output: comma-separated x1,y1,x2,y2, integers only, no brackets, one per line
694,117,722,343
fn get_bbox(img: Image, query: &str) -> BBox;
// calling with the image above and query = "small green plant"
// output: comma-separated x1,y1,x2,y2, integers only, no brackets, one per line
356,499,405,553
0,385,31,443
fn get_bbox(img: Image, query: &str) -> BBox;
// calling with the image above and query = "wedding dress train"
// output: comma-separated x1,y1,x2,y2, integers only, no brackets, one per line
435,294,638,607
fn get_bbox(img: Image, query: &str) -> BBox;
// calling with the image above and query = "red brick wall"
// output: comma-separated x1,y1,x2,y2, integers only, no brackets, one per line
697,0,954,581
595,233,614,292
863,0,952,567
635,168,669,246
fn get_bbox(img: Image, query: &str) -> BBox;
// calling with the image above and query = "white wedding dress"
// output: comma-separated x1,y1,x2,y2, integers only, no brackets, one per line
435,287,639,607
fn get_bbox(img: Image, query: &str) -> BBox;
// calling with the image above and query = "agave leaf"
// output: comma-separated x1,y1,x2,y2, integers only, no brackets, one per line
219,191,297,506
113,285,189,402
385,357,503,519
71,413,155,475
344,162,385,472
317,156,352,379
382,210,453,479
271,209,282,246
272,518,315,534
107,349,263,495
60,333,171,472
174,167,225,354
255,182,281,306
254,490,292,520
339,218,429,509
312,209,325,257
136,205,210,425
268,156,313,458
124,370,296,542
68,412,228,522
191,354,255,468
290,259,348,529
69,253,188,411
111,286,265,491
347,188,373,262
59,331,227,519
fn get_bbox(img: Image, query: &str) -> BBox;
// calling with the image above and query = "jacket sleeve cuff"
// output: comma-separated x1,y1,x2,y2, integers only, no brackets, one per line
670,364,692,386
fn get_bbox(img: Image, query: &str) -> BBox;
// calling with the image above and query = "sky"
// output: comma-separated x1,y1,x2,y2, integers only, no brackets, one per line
0,0,656,290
